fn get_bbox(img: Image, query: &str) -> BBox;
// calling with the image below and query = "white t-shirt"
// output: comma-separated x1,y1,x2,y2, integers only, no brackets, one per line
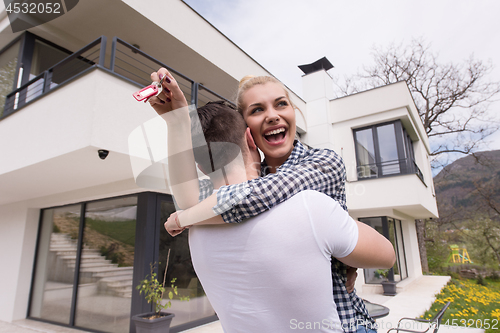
188,190,358,333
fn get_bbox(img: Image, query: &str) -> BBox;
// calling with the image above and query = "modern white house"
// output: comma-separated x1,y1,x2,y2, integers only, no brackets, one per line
0,1,438,332
301,64,438,294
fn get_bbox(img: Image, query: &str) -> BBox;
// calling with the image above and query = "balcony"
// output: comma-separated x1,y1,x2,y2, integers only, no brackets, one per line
1,36,230,120
347,158,437,219
0,36,232,206
357,157,425,185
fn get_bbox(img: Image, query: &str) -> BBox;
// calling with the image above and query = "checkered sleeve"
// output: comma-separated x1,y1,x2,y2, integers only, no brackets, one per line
214,148,347,223
198,179,214,202
332,260,375,333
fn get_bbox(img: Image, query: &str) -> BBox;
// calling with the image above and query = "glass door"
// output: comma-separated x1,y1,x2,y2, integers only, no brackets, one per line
75,196,138,332
29,204,82,325
360,217,408,284
30,196,138,332
157,197,216,330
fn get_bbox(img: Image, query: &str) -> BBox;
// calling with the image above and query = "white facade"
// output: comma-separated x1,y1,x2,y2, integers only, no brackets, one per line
0,0,438,331
302,69,438,293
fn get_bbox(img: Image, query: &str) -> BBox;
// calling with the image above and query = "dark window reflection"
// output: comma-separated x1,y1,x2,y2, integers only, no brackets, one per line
354,120,422,179
158,200,215,327
360,217,408,284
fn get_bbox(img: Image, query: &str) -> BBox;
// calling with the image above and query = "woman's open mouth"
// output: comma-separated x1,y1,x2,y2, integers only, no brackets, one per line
263,127,287,145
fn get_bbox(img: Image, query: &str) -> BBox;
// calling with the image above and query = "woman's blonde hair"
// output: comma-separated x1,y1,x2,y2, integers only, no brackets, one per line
236,75,298,115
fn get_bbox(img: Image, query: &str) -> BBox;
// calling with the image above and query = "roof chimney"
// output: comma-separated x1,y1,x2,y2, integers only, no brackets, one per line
298,57,334,75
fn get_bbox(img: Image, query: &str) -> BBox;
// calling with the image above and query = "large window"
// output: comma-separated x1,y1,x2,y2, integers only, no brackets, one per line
25,39,72,103
353,120,423,182
0,40,20,117
29,193,217,333
158,199,216,329
1,32,74,117
359,217,408,284
30,196,138,332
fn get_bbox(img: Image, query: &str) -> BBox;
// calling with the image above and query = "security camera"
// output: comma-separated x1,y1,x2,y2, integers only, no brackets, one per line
98,149,109,160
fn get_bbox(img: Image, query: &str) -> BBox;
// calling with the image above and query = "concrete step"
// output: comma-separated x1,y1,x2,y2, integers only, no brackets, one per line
49,232,135,298
61,256,110,265
88,266,133,277
97,273,133,298
50,244,76,251
107,280,133,289
52,248,100,255
77,263,118,271
71,261,113,268
100,275,134,283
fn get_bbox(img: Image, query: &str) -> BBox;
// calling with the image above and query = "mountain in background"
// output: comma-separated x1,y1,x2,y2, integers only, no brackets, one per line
433,150,500,223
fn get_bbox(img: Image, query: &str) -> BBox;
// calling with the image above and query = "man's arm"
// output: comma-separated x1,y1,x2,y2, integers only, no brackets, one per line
339,221,396,269
305,191,395,270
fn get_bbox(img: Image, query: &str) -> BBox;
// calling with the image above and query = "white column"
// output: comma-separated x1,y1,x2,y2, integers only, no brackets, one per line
301,70,336,149
0,203,40,321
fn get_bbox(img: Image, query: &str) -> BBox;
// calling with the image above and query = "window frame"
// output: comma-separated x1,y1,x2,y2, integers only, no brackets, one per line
28,192,218,333
353,120,424,182
1,32,74,117
359,216,408,284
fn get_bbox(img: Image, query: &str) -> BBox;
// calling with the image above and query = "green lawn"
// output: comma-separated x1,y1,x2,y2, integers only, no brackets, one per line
85,218,136,246
422,278,500,333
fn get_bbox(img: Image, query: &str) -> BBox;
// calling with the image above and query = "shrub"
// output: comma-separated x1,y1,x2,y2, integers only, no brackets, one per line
476,274,488,286
488,271,500,281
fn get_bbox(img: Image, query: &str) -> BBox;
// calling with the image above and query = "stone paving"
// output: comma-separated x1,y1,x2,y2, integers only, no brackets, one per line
1,275,485,333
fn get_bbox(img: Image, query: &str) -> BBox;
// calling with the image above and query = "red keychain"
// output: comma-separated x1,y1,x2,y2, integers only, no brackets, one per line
133,84,160,102
133,75,166,102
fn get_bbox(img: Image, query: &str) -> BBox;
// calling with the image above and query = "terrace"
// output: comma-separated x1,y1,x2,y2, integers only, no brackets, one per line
0,275,486,333
1,35,228,121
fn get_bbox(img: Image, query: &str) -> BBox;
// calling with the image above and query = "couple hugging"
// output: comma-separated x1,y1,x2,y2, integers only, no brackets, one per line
146,68,395,333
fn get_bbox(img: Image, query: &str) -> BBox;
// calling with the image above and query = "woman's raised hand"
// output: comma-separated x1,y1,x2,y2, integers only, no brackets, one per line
148,68,189,115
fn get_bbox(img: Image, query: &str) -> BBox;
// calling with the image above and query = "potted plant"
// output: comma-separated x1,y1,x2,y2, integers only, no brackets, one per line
132,249,189,333
375,269,397,296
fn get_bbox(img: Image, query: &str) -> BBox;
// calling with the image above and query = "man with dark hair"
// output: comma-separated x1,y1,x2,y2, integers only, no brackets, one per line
191,101,250,181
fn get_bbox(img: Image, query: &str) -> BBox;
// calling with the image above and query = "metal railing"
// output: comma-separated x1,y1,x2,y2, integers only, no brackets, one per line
108,37,231,107
1,35,232,119
357,158,425,184
3,36,107,118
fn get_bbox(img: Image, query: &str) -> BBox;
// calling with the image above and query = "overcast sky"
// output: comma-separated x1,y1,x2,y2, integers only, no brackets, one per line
183,0,500,152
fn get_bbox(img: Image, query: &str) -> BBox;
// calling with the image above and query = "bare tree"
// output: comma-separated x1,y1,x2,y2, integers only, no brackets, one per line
336,38,500,273
336,38,500,168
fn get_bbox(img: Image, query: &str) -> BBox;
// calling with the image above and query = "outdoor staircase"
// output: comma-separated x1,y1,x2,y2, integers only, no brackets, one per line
49,233,134,298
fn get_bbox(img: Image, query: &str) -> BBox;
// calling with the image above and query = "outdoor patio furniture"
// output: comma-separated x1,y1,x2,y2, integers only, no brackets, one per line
364,299,390,319
386,301,451,333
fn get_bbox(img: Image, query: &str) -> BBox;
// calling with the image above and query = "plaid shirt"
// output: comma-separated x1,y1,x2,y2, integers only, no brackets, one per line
199,141,374,332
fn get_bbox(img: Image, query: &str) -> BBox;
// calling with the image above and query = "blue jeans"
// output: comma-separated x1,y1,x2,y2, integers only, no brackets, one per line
356,325,377,333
